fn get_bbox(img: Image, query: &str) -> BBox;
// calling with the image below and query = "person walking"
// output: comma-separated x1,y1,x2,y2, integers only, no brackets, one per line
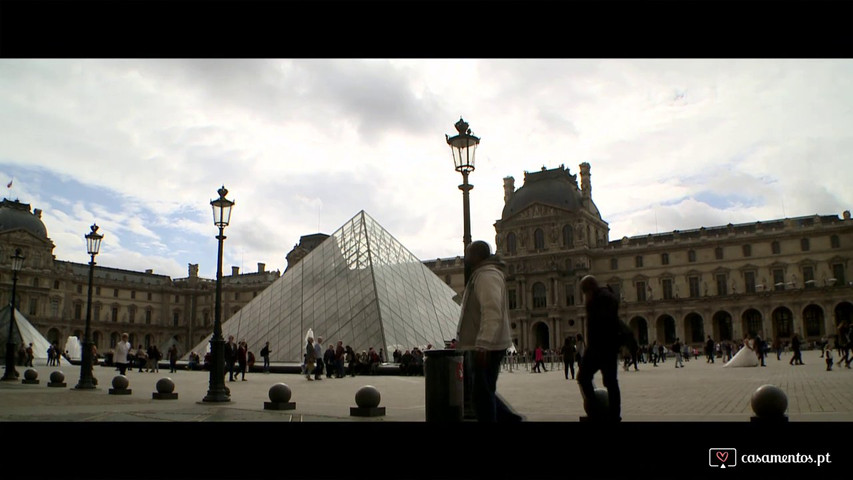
672,338,684,368
236,340,248,381
456,240,522,422
168,344,179,373
224,336,238,381
532,345,547,373
260,341,271,373
754,333,766,367
650,341,658,367
335,341,345,378
705,336,715,364
789,334,804,365
313,337,324,380
576,275,622,422
826,345,834,371
561,337,576,380
114,333,132,376
305,337,316,381
324,344,336,378
136,345,147,372
25,343,34,367
575,333,585,368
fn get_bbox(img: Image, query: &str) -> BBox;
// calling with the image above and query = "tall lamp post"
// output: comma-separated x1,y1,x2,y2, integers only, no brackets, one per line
446,118,480,420
2,249,24,381
446,117,480,285
203,186,233,403
75,224,103,390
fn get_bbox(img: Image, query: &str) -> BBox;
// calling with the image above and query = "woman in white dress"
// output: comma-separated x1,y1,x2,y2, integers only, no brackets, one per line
723,335,760,368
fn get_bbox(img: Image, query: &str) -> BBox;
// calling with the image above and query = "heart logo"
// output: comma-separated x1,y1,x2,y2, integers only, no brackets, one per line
716,451,729,463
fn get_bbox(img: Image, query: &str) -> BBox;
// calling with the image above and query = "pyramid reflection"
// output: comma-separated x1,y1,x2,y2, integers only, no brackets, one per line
187,211,460,362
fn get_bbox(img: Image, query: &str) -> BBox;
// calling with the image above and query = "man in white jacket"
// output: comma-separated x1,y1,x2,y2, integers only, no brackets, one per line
456,240,523,422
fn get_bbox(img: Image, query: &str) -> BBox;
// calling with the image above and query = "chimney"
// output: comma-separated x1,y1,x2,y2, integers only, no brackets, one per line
503,176,515,204
258,262,265,273
188,263,199,278
231,266,239,276
579,162,591,200
145,269,153,275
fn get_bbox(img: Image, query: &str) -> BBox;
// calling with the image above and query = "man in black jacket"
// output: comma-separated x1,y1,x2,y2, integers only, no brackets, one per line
576,275,622,421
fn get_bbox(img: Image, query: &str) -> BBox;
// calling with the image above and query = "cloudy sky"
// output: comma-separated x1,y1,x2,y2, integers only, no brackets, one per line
1,59,851,279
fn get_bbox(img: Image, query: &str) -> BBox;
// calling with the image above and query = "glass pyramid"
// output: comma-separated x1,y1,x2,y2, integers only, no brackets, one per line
187,211,460,362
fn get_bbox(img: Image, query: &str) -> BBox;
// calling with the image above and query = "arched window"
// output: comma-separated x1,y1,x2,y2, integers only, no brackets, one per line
562,225,574,247
532,282,547,308
534,228,545,250
507,232,517,254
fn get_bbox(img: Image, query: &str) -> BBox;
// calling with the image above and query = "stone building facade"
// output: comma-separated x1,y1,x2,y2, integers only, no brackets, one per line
0,199,279,356
427,164,853,352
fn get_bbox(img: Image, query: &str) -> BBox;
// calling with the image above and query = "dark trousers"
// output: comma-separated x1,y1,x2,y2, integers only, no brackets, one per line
117,362,128,376
706,351,714,363
470,350,522,422
577,349,621,421
564,360,575,379
263,356,270,372
227,360,236,380
313,359,324,379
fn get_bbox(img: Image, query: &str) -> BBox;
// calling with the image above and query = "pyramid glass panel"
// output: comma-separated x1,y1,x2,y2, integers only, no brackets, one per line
187,211,460,362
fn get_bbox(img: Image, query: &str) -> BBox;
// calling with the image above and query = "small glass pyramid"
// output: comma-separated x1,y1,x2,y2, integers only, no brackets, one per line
187,211,460,362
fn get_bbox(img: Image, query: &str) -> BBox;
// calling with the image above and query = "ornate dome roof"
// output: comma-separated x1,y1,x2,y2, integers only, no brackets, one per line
501,166,585,219
0,199,48,239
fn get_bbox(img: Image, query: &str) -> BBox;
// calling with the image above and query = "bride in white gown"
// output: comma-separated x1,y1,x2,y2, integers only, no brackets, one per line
723,336,760,368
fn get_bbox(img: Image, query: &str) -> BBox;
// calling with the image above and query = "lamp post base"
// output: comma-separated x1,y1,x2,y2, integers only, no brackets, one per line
202,390,231,403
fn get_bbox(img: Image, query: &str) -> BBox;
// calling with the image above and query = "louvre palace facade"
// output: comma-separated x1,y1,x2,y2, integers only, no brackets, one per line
425,164,853,352
0,199,279,355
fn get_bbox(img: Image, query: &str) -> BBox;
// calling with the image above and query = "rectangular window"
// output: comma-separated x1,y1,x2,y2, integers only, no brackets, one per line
715,247,724,260
610,258,618,270
662,279,673,300
688,250,697,263
688,276,700,298
771,241,780,254
146,310,152,325
831,235,840,248
29,298,38,316
74,303,82,320
93,305,101,322
147,292,152,301
661,253,669,265
131,290,136,299
742,245,752,257
744,271,756,293
803,266,815,288
76,284,82,294
96,286,101,296
635,256,643,268
508,290,518,310
716,274,727,296
129,308,136,324
113,288,119,298
173,312,180,326
234,292,239,301
833,263,846,286
175,295,180,303
636,281,646,302
53,280,60,289
801,238,810,251
111,307,118,322
773,269,785,291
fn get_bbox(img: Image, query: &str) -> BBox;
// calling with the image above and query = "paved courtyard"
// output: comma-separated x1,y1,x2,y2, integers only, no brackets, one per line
0,349,850,422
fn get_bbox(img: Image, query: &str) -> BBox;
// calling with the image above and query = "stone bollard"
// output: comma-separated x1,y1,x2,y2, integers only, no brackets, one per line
750,384,788,422
264,383,296,410
152,377,178,400
350,385,385,417
109,375,132,395
579,388,610,422
47,371,66,388
22,368,39,385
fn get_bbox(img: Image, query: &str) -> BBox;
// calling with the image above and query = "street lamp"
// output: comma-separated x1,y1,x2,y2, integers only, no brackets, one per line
446,117,479,285
75,224,102,390
203,186,233,403
446,118,480,420
2,248,24,381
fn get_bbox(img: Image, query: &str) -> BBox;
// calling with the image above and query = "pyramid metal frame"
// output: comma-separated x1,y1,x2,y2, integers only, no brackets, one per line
187,211,460,362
